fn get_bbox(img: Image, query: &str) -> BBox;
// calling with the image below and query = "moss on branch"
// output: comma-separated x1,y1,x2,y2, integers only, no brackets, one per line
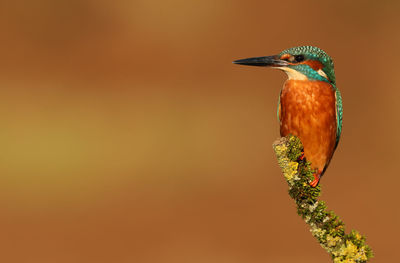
272,135,373,263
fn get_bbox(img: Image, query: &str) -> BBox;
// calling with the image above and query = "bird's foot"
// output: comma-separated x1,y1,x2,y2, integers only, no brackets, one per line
309,171,321,187
298,151,305,161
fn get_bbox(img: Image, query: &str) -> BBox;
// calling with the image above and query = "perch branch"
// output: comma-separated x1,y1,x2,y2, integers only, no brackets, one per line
272,135,373,263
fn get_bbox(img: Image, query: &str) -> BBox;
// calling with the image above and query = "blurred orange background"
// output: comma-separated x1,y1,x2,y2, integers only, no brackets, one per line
1,1,399,262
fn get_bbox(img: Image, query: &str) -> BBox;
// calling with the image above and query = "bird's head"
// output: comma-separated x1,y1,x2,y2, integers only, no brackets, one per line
234,46,335,85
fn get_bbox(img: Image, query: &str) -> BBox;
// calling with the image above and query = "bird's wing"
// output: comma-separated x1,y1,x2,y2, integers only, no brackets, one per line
334,88,343,149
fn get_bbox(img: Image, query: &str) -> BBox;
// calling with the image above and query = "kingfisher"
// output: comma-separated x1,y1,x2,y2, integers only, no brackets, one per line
233,46,342,187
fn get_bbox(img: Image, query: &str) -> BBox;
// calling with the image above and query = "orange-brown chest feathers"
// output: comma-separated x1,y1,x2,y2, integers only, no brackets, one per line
279,80,337,173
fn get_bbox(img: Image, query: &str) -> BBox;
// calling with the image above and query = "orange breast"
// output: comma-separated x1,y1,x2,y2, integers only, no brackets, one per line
279,80,337,173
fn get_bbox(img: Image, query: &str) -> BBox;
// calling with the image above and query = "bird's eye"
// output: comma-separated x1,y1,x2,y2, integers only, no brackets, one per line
294,55,305,62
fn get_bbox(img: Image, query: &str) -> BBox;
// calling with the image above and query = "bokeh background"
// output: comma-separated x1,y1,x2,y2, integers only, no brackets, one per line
1,0,399,262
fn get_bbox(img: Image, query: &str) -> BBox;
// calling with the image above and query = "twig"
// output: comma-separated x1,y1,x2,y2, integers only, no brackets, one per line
272,135,373,263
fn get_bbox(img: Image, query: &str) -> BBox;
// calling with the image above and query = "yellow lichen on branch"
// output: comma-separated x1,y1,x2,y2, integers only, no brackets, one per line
272,135,373,263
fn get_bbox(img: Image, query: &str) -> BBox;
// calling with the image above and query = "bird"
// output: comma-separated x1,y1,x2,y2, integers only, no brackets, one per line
233,46,342,187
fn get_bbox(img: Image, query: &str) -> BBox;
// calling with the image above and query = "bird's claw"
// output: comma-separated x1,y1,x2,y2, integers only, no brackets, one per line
309,171,321,187
298,151,305,161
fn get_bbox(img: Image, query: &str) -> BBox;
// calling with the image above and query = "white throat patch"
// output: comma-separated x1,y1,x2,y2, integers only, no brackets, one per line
277,67,308,80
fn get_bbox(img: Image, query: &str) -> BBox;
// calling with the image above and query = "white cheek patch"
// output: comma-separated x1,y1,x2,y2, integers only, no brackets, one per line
317,69,328,79
278,67,308,80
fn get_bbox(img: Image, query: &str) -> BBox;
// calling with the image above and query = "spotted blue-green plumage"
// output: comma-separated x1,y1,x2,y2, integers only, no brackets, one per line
334,88,343,148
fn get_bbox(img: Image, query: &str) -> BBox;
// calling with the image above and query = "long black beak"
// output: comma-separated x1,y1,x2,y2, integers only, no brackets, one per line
233,55,288,67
